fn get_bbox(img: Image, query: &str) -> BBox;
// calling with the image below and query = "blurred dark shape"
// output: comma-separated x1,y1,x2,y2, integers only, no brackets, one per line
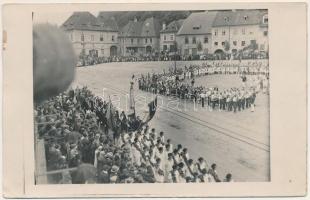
33,24,76,102
72,163,96,184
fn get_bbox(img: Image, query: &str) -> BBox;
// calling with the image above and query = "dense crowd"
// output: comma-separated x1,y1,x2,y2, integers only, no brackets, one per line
77,52,269,67
138,61,269,112
35,87,233,184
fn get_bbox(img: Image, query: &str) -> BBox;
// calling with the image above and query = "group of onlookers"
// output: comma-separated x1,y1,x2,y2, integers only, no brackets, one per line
35,87,232,184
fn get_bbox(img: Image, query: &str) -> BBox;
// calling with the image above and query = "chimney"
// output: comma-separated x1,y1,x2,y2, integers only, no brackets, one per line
162,22,166,30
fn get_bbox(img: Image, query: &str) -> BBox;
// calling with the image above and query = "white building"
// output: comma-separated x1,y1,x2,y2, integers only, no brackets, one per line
211,9,268,58
176,11,217,57
61,12,119,58
159,19,184,53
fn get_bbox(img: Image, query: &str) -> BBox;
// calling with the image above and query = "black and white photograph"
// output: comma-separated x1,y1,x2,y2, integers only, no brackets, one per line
33,9,271,184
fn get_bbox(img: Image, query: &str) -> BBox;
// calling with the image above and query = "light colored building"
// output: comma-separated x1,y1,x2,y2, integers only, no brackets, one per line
61,12,119,58
211,9,268,57
159,19,184,53
176,11,217,56
119,17,161,56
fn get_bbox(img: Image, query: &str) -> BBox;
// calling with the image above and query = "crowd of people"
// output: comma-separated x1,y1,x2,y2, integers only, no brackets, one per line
138,61,269,113
35,87,232,184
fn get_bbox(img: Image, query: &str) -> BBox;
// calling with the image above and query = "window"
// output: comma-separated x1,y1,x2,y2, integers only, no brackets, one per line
221,42,225,46
244,15,248,21
91,35,94,41
242,28,246,35
164,35,166,41
131,38,134,44
214,42,218,46
150,38,152,43
170,34,174,40
233,29,238,35
222,30,226,35
112,35,115,42
185,36,189,44
193,25,200,30
263,31,268,36
233,41,237,46
163,45,167,51
214,29,218,36
263,15,268,24
145,38,148,43
100,34,103,41
170,45,175,52
192,36,196,44
81,33,84,41
224,17,229,22
241,41,246,46
204,36,208,43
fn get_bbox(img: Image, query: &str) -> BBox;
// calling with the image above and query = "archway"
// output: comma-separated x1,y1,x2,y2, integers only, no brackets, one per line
214,49,225,54
110,46,117,57
214,49,225,60
146,46,152,54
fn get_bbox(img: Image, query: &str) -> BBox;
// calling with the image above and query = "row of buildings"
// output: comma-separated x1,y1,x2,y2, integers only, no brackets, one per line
61,10,268,59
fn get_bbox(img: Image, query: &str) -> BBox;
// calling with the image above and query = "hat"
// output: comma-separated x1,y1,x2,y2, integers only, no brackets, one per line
125,177,134,183
105,152,113,158
111,165,119,173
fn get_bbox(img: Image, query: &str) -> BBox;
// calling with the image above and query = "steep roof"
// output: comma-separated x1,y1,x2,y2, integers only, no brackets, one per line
97,12,119,31
177,11,217,35
119,20,143,37
61,12,102,31
160,19,184,33
119,17,160,38
61,11,119,32
212,9,268,27
141,17,161,37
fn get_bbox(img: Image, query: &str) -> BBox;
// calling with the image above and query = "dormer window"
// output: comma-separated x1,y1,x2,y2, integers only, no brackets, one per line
263,14,268,24
193,25,201,30
224,17,229,22
244,15,248,21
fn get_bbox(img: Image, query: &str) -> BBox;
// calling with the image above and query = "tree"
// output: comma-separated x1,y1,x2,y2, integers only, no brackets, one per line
224,40,230,52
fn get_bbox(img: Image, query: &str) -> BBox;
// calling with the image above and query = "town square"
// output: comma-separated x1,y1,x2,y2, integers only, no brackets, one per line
33,9,270,184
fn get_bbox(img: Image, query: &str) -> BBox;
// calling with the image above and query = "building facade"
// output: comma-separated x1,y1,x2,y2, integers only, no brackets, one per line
176,11,217,56
61,12,119,58
211,10,268,57
159,19,184,53
119,17,161,56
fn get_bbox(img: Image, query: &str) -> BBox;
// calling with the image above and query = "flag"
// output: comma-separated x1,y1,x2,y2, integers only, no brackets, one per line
128,81,135,118
105,97,115,130
144,96,157,124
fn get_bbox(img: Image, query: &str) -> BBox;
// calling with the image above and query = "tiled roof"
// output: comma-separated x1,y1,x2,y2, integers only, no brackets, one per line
97,12,119,31
119,20,143,37
177,11,217,35
160,19,184,33
119,17,160,38
61,11,119,32
141,17,161,37
212,9,268,27
61,12,102,31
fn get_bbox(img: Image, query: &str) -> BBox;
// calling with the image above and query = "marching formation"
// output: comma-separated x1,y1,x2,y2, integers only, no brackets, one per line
35,87,232,184
138,61,269,113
